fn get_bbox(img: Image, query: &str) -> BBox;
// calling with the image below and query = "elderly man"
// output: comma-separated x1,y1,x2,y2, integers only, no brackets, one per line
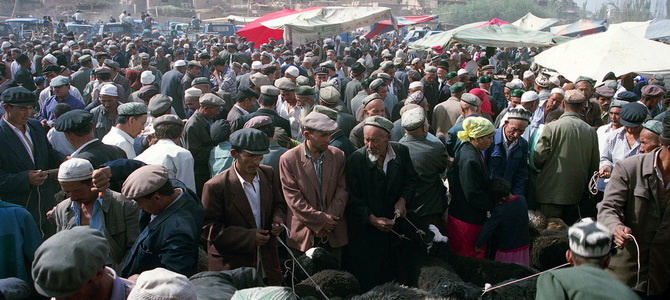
485,107,531,196
639,85,665,118
161,60,187,118
90,84,120,139
102,102,147,159
185,93,225,196
446,93,482,158
184,87,202,118
313,105,356,157
542,88,565,122
136,115,196,193
343,115,417,290
55,109,127,167
38,76,85,123
595,86,616,124
31,227,135,299
201,128,286,285
280,112,348,262
71,55,93,94
399,107,448,230
181,61,202,91
574,76,604,127
433,82,465,136
319,86,356,137
598,115,670,298
519,91,541,141
275,78,301,138
350,93,386,148
121,164,203,278
534,90,599,224
0,87,66,237
494,89,524,128
535,219,641,300
639,120,662,153
53,158,139,267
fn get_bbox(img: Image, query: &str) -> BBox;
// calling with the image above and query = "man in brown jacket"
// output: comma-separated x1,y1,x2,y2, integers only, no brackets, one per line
598,115,670,298
201,128,286,285
279,111,348,263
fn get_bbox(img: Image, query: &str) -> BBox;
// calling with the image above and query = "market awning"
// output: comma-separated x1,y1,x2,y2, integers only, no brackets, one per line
409,18,569,51
363,15,438,39
261,6,395,45
512,12,558,31
549,19,608,37
236,7,323,44
203,15,258,24
608,18,670,40
534,27,670,83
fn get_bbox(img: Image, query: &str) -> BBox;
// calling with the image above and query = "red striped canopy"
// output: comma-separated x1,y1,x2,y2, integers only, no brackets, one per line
363,15,438,39
236,7,323,44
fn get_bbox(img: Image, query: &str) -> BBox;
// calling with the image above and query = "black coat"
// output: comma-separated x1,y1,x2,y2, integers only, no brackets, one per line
73,139,127,168
236,108,292,139
14,68,36,91
447,142,494,225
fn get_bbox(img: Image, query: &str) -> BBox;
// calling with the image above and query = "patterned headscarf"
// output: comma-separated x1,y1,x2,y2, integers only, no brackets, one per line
457,116,495,142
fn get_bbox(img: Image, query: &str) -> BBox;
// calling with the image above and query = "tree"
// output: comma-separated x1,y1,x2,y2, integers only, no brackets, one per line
438,0,560,26
594,0,653,22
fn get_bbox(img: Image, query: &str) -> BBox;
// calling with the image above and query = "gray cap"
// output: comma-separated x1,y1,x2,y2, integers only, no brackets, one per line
319,86,340,106
118,102,147,116
401,107,425,131
122,165,169,199
377,72,391,81
230,128,270,155
362,93,383,107
274,77,297,91
148,94,173,117
78,54,91,63
261,85,280,96
250,73,271,87
199,93,225,106
425,66,437,73
191,77,209,86
302,111,338,132
32,227,109,298
243,115,273,129
103,59,120,70
312,105,338,121
364,115,393,133
369,78,384,90
643,119,663,135
153,114,183,129
50,75,70,87
296,75,310,86
139,52,150,59
461,93,481,107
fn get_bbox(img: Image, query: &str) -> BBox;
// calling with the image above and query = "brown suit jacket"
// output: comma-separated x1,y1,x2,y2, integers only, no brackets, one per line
279,145,348,251
201,164,286,285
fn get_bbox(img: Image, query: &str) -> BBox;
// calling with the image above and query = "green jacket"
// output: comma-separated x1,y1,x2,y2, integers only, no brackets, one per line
536,263,640,300
534,112,599,205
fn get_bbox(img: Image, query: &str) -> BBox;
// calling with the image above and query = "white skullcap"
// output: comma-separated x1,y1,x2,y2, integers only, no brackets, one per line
523,70,535,79
62,46,70,52
58,158,94,182
140,71,155,85
1,41,10,48
100,84,118,97
251,61,263,70
521,91,539,103
457,69,468,76
550,88,565,96
127,268,197,300
173,60,187,67
184,87,202,98
183,44,189,48
549,76,561,87
44,54,57,65
409,81,423,89
285,66,299,77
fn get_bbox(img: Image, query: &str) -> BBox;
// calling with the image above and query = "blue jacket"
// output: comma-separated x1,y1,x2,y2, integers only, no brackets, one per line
484,127,529,196
0,201,42,282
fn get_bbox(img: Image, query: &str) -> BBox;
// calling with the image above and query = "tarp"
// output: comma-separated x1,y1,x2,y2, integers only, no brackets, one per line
236,7,323,44
409,18,570,51
363,15,438,39
549,19,608,37
204,15,258,24
608,18,670,40
533,27,670,83
261,7,395,45
512,12,558,31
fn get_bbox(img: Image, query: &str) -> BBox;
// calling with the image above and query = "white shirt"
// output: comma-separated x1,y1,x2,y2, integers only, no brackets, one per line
135,139,196,193
4,117,34,162
367,144,396,173
102,127,136,158
47,128,76,155
234,166,262,228
276,98,302,138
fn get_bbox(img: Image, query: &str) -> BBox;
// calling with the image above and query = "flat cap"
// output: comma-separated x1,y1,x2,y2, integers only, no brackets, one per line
127,268,197,300
643,119,663,135
320,60,335,70
184,87,202,98
478,75,492,83
351,62,365,76
153,114,183,129
191,77,209,86
449,82,465,93
319,86,341,105
377,72,392,81
564,90,587,104
363,93,383,107
54,109,93,132
314,67,328,75
575,76,595,85
619,103,648,127
364,115,393,133
95,66,111,75
122,165,169,199
445,71,458,80
521,91,539,103
296,86,315,96
250,73,271,87
261,85,280,96
609,99,626,109
118,102,147,116
296,75,310,86
595,86,615,98
642,84,665,97
568,218,612,258
401,107,425,131
199,93,225,106
275,77,297,91
32,227,109,298
461,93,482,107
405,91,426,105
148,94,173,117
506,107,532,122
103,59,119,69
58,158,94,182
187,60,202,68
49,75,70,87
370,78,385,91
230,128,270,155
244,115,273,129
425,66,437,74
302,111,338,132
237,86,259,100
511,89,525,98
312,105,338,121
78,54,91,63
139,52,150,59
616,91,639,102
380,61,394,71
210,119,231,143
2,87,36,106
482,65,495,70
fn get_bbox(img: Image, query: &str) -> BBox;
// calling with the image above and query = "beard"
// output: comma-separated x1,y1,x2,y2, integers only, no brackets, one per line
367,149,380,163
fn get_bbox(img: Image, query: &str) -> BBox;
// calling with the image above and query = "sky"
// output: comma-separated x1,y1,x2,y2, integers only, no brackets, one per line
573,0,667,17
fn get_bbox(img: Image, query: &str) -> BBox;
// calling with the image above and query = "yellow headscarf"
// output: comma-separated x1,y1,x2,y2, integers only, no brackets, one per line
457,116,495,142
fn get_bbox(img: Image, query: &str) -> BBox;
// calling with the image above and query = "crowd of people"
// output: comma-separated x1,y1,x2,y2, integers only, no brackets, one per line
0,12,668,299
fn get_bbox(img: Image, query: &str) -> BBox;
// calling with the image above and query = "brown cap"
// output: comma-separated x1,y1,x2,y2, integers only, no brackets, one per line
243,115,272,129
302,112,338,132
564,90,587,104
122,165,169,199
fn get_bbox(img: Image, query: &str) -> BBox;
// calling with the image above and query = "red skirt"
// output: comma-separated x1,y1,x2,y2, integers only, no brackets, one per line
446,215,486,258
495,245,530,266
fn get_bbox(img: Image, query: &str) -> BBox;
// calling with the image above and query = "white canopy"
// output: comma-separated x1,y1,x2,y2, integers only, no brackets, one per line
204,15,258,24
512,12,558,31
608,18,670,40
533,27,670,83
261,7,395,45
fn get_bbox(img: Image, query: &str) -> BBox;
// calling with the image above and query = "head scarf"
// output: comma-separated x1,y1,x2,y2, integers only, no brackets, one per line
457,116,495,142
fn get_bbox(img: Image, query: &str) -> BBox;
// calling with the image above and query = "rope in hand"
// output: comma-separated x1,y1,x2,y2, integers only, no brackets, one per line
627,233,641,288
277,223,330,300
481,262,571,296
588,171,599,195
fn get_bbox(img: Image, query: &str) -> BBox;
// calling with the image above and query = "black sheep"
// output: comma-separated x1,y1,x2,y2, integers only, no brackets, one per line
529,228,569,271
293,270,361,299
480,277,538,300
351,282,445,300
285,247,340,284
